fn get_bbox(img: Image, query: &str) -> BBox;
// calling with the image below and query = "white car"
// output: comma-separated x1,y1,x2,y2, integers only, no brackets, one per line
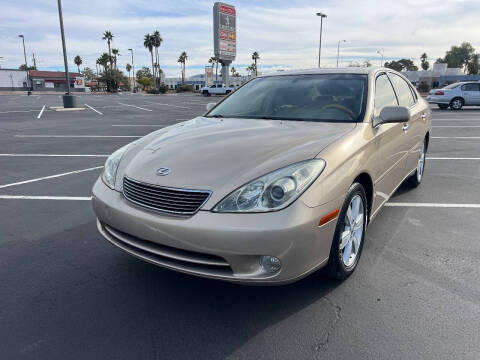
201,84,234,96
426,81,480,110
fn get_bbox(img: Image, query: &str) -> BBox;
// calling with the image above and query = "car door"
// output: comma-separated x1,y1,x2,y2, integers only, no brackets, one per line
388,72,427,175
461,83,480,105
371,73,408,210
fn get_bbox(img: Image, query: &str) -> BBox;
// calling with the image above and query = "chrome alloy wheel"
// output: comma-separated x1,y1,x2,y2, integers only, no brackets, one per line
451,98,463,110
339,195,364,267
417,142,426,182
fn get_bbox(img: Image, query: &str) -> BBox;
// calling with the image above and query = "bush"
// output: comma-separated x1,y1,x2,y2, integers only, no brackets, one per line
176,84,194,93
158,83,169,93
147,89,160,94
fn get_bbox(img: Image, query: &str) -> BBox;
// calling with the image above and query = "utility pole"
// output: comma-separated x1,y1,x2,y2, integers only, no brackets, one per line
377,50,384,67
18,35,31,95
316,12,327,68
128,48,135,92
337,39,346,68
57,0,76,107
32,53,37,69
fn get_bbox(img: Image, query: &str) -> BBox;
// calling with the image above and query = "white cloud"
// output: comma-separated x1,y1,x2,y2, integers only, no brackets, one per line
1,0,479,77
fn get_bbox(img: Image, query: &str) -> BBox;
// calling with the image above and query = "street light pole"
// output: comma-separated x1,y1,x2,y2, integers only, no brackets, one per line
18,35,31,95
316,12,327,68
336,39,346,68
57,0,76,107
377,50,384,67
128,48,135,92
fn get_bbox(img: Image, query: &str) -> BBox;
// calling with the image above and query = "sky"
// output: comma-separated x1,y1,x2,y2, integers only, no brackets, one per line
1,0,480,78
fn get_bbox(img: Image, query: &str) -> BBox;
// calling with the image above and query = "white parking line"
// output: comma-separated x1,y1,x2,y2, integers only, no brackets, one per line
433,118,480,121
0,154,108,157
427,157,480,160
432,136,480,139
15,135,142,138
146,102,190,109
37,105,46,119
0,195,92,201
433,125,480,128
386,202,480,208
84,104,103,115
111,124,166,127
0,166,103,189
118,102,152,111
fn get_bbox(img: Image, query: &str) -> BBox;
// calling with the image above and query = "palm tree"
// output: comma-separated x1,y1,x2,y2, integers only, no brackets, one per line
152,30,163,88
230,66,236,77
252,51,260,76
102,31,114,71
112,48,120,70
73,55,82,73
209,56,219,84
126,63,132,86
144,34,155,88
178,51,188,85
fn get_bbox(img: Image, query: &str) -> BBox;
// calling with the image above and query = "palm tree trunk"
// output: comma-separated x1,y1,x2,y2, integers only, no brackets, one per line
150,51,155,89
255,59,257,76
77,65,80,73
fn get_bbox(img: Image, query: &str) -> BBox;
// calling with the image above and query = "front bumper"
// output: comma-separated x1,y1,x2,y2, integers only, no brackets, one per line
92,178,342,284
426,95,450,104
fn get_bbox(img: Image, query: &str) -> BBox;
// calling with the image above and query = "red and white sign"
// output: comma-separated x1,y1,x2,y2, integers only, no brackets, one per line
219,30,235,41
219,4,235,15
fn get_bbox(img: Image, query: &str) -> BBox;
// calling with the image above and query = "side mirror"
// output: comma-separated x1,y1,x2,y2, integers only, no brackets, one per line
374,106,410,127
206,102,216,112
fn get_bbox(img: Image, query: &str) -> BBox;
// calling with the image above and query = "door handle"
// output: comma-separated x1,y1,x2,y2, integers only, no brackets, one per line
402,124,409,132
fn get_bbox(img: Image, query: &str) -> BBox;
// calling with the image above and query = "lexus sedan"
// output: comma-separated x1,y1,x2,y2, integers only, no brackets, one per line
426,81,480,110
92,68,431,284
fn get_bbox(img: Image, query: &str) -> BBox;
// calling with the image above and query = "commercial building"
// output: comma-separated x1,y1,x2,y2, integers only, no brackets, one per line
0,69,28,91
29,70,85,91
404,63,480,88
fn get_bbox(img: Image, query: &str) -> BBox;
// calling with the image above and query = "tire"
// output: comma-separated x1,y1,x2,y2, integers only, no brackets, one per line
450,97,464,110
202,91,210,97
327,183,367,280
405,138,427,188
226,90,231,94
437,104,449,110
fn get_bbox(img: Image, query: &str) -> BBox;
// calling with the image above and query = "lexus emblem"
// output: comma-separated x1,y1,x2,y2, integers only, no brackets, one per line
156,167,171,176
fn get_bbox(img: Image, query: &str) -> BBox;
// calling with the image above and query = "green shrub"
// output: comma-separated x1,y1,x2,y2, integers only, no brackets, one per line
417,81,430,93
176,84,194,93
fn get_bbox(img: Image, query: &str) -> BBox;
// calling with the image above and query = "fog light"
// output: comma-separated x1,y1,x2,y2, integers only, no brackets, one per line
260,255,281,274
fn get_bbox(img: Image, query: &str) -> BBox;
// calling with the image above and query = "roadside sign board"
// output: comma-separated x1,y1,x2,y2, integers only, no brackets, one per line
213,2,236,62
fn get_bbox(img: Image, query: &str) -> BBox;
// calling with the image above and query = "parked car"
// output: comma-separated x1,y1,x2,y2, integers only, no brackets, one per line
92,68,431,284
426,81,480,110
201,84,234,96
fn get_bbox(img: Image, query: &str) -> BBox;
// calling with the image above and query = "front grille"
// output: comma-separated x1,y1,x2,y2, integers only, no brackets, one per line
123,177,211,215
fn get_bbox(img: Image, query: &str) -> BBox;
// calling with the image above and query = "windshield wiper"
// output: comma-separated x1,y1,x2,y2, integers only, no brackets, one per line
208,114,224,118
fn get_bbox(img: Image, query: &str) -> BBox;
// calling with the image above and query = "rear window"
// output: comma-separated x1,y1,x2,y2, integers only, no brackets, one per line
443,83,461,89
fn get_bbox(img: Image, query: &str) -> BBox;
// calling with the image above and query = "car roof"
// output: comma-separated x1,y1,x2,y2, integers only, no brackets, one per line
260,67,387,77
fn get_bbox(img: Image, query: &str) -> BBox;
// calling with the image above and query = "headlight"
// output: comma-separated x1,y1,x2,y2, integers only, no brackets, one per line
101,143,133,189
213,159,325,213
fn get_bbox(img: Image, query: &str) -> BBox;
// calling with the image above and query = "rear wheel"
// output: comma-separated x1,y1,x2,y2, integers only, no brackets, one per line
437,104,449,110
450,97,464,110
327,183,367,280
406,139,427,188
202,91,210,97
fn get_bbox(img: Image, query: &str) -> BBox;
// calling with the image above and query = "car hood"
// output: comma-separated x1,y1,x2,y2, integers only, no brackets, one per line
118,117,355,209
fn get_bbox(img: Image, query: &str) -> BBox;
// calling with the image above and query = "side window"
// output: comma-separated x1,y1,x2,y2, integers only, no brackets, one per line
375,74,398,117
389,73,415,107
462,83,480,91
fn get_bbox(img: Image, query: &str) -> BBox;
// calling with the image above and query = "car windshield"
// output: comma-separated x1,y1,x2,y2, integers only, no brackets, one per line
443,83,461,89
206,74,368,122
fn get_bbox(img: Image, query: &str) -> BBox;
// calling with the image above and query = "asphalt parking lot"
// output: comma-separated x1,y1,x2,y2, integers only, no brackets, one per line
0,92,479,360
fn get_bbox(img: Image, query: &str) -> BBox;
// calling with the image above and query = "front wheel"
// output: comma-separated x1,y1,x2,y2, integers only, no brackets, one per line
406,139,427,188
327,183,367,280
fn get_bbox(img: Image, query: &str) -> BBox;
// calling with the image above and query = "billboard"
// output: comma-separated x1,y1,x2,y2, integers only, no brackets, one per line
213,2,236,62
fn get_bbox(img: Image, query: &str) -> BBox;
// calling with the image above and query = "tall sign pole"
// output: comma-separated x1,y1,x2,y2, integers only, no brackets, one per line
57,0,76,107
213,2,236,87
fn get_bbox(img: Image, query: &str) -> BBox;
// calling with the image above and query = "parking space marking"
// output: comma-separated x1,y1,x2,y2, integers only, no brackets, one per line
145,102,190,109
433,118,480,121
84,104,103,115
118,102,152,111
37,105,46,119
427,157,480,160
0,195,91,201
433,125,480,128
386,202,480,208
111,124,167,127
0,166,103,189
0,154,108,157
432,136,480,139
15,135,142,138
